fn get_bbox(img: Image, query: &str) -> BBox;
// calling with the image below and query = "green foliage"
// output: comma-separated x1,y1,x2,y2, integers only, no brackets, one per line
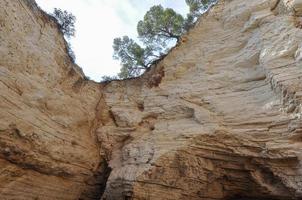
113,1,218,79
183,13,195,31
137,5,185,47
113,36,146,69
185,0,217,18
113,36,160,79
52,8,76,62
52,8,76,38
113,5,186,79
101,75,118,82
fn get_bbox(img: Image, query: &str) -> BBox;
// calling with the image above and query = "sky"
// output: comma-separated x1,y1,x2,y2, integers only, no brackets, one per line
35,0,189,81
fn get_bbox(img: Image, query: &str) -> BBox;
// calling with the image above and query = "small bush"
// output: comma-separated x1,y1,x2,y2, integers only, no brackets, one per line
52,8,76,38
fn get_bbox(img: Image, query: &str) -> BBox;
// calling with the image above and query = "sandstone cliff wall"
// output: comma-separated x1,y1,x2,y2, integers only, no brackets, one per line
1,0,302,200
0,0,107,199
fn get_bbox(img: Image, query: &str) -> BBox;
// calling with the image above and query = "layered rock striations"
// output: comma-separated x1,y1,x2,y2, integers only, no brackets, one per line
0,0,108,199
0,0,302,200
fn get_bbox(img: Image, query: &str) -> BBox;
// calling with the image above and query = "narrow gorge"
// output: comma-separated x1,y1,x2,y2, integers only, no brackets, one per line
0,0,302,199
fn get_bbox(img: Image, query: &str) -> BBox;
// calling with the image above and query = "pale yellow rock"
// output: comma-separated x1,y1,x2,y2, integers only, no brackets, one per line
291,0,302,15
1,0,302,200
0,0,108,199
100,0,302,199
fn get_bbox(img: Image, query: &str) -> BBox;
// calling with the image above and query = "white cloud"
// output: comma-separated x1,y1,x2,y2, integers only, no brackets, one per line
35,0,189,81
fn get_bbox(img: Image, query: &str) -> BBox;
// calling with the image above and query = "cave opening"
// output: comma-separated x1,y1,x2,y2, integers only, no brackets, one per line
79,161,112,200
226,195,288,200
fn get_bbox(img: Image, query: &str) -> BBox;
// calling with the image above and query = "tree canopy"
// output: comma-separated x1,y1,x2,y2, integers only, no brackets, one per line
111,1,217,80
52,8,76,38
113,36,147,78
113,36,160,79
52,8,76,62
185,0,217,18
112,5,185,79
137,5,185,46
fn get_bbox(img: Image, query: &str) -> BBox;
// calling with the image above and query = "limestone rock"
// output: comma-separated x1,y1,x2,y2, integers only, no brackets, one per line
1,0,302,200
0,0,108,199
100,0,302,199
291,0,302,15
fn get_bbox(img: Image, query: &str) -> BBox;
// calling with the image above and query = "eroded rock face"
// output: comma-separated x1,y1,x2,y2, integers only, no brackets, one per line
0,0,108,199
100,0,302,199
1,0,302,200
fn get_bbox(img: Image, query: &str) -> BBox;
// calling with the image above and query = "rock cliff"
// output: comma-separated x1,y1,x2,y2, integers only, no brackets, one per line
1,0,302,200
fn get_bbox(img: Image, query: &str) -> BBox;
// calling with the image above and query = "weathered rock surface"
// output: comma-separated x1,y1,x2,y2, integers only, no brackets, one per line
0,0,108,199
1,0,302,200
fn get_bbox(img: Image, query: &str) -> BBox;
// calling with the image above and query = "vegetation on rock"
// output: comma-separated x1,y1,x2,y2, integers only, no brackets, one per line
137,5,185,45
52,8,76,62
111,0,217,80
52,8,76,38
113,36,157,79
186,0,217,18
49,1,218,80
